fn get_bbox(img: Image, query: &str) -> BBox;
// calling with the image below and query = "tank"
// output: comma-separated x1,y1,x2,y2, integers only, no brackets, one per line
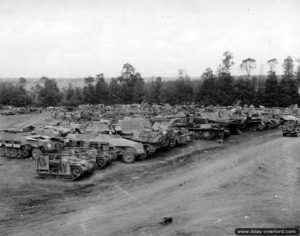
0,130,64,159
36,150,96,180
168,115,229,140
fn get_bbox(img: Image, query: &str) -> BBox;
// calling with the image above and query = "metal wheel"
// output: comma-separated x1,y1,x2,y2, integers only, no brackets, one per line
122,150,136,163
22,148,30,158
203,130,216,140
17,149,22,158
265,122,272,129
96,157,107,169
32,148,42,159
10,148,18,158
0,147,4,157
257,123,265,131
71,167,82,180
4,148,11,158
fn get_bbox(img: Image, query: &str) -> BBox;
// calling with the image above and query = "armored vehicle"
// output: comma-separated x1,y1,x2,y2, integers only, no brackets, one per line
65,133,116,169
71,122,146,163
115,118,172,154
280,115,300,137
168,115,229,140
36,150,95,180
0,130,64,159
150,117,192,147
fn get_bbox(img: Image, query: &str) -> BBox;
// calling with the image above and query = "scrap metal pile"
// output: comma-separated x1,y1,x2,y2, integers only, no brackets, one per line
1,103,299,180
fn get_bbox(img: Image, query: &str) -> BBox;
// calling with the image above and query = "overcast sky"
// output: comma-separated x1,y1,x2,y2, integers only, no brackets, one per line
0,0,299,78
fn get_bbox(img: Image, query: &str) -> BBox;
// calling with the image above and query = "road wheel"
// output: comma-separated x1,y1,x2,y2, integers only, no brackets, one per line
71,167,82,180
32,148,42,159
169,139,176,148
0,147,4,157
203,130,216,140
10,148,18,158
265,122,272,129
21,147,30,158
4,148,11,158
217,131,225,139
17,149,22,158
257,123,265,131
96,157,107,169
122,150,136,163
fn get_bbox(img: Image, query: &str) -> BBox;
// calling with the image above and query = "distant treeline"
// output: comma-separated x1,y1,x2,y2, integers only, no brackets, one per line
1,52,300,108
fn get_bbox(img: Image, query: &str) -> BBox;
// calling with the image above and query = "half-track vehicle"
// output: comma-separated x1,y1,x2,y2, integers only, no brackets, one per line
115,118,172,154
72,122,146,163
0,130,64,159
36,149,96,180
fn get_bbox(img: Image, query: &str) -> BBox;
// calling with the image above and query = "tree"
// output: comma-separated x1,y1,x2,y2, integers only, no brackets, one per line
278,56,299,106
174,69,194,104
159,81,177,105
233,78,256,105
37,77,61,106
263,71,279,107
195,68,217,105
221,51,234,74
216,72,235,105
109,78,122,104
240,58,256,79
145,77,163,104
83,76,95,104
121,63,135,79
282,56,294,78
117,63,146,103
267,58,278,73
132,72,146,103
95,73,109,104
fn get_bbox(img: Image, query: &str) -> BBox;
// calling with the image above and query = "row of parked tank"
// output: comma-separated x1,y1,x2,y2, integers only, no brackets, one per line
0,109,284,180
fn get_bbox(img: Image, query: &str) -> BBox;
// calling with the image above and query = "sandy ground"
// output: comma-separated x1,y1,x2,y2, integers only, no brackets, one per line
0,113,299,236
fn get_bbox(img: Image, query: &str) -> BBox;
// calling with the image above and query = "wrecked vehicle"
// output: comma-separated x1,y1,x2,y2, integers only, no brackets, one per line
280,115,300,137
72,122,146,163
115,118,172,154
65,133,116,169
36,150,95,180
0,129,64,159
169,115,229,140
150,117,192,147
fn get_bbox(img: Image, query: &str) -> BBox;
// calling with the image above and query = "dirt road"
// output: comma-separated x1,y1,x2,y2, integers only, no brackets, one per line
0,123,300,235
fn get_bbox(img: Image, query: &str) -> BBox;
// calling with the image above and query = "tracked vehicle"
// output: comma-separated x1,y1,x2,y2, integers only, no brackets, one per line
150,117,192,147
71,122,146,164
280,115,300,137
0,130,64,159
36,150,95,180
65,133,116,169
167,115,229,140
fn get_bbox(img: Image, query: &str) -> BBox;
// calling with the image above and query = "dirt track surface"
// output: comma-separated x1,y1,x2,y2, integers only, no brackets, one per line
0,114,300,236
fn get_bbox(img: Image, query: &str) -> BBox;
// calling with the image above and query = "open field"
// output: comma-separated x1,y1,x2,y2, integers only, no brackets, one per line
0,113,299,235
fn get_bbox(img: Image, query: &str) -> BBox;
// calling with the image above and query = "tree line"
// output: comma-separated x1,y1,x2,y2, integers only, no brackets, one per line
1,52,300,108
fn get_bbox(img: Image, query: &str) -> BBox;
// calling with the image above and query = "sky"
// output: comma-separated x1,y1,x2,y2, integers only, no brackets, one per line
0,0,299,78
